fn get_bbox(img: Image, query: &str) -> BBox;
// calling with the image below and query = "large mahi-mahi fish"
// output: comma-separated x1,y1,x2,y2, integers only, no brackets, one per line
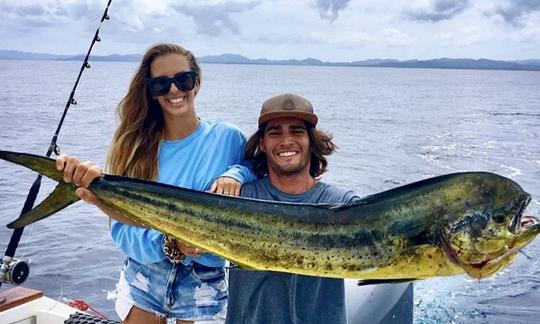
1,150,538,281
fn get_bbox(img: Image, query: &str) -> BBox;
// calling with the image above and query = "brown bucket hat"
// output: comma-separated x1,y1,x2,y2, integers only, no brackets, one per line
258,93,318,126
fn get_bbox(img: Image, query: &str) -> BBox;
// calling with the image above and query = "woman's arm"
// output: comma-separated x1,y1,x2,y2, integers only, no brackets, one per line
57,154,207,263
56,154,142,226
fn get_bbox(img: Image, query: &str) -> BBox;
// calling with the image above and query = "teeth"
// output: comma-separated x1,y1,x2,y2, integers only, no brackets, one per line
168,97,184,104
279,151,297,157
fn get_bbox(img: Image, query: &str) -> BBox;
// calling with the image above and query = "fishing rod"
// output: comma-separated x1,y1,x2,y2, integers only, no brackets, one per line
0,0,114,294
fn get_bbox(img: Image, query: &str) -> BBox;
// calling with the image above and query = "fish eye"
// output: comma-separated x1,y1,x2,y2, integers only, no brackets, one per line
492,213,506,224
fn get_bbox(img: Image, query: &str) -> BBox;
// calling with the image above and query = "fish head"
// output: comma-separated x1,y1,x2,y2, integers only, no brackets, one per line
441,176,539,279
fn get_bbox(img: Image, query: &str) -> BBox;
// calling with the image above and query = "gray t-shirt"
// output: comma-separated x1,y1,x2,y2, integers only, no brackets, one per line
225,178,359,324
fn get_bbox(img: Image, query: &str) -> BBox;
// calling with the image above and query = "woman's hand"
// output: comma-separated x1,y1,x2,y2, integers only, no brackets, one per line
163,236,205,263
56,155,143,227
173,239,205,258
165,236,204,258
209,176,241,196
56,154,102,205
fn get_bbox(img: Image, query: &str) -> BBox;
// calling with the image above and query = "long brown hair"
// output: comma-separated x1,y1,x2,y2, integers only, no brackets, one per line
106,43,201,179
244,122,337,179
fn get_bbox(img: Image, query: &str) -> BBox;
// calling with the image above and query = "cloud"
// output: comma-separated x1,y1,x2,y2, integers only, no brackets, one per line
0,1,66,28
493,0,540,26
0,0,538,61
435,25,491,47
405,0,470,22
313,0,352,21
172,0,261,36
0,0,103,31
254,33,324,45
336,28,415,48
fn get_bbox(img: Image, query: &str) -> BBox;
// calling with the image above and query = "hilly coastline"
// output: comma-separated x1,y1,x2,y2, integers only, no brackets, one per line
1,50,539,72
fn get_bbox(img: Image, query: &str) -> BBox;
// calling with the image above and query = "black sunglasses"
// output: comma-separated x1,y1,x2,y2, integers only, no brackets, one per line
145,71,197,97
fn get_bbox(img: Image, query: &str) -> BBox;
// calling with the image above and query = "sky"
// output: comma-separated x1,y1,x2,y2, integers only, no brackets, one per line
0,0,539,61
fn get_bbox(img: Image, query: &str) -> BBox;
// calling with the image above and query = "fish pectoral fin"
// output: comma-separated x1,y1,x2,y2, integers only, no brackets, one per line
7,182,80,229
228,262,258,271
228,267,258,272
357,278,417,286
328,200,369,213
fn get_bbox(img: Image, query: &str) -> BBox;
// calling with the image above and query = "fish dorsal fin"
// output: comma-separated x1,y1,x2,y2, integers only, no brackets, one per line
330,172,492,213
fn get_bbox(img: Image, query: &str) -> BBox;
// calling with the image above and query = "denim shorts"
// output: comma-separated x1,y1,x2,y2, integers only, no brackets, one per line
115,257,227,322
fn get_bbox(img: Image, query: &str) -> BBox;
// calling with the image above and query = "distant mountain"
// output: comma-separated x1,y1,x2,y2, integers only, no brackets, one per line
0,50,70,60
350,59,401,66
61,54,141,62
198,54,325,66
0,50,139,62
1,50,540,71
370,58,540,71
514,59,540,65
199,53,253,64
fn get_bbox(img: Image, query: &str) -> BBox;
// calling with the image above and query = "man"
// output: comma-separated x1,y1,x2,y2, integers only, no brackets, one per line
225,93,413,324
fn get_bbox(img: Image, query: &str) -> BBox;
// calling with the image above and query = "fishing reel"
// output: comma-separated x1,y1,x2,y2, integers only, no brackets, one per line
0,257,30,285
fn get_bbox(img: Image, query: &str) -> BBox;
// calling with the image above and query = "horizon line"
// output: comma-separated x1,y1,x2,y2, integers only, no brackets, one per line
0,49,539,63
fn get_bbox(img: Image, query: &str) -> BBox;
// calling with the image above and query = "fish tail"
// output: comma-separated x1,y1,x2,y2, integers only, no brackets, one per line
0,150,80,229
7,182,80,229
0,150,64,182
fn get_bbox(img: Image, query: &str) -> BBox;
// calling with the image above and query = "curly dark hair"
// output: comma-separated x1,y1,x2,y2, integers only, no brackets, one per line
244,122,337,179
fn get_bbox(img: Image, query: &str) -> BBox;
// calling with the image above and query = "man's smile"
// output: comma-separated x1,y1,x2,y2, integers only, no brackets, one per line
278,151,299,157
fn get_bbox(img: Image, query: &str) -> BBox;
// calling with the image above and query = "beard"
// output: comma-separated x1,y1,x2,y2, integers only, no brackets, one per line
267,154,311,177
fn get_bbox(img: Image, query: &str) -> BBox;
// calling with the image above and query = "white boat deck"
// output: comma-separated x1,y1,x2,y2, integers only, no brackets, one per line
0,286,79,324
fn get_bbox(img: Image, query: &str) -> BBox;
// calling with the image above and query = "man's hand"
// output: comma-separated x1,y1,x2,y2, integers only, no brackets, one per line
209,176,241,196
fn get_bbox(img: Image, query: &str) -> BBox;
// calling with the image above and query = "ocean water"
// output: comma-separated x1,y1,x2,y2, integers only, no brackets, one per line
0,60,539,323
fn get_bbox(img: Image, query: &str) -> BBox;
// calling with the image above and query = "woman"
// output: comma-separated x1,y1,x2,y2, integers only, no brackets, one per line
57,43,253,323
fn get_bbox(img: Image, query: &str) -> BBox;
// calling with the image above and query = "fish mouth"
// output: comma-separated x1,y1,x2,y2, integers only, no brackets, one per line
509,194,532,234
465,214,540,278
521,215,538,228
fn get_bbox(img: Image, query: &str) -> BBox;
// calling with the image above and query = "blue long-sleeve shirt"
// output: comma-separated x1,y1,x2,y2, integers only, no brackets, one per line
110,120,254,267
